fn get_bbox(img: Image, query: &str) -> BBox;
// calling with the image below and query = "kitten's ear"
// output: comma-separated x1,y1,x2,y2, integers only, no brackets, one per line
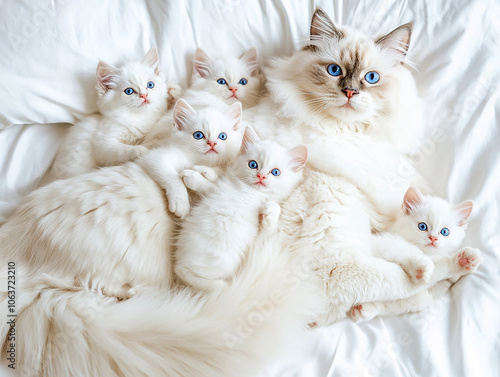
240,126,260,153
142,47,161,76
96,61,120,93
193,48,214,78
173,99,196,131
226,102,242,130
288,145,308,172
375,22,413,62
240,48,258,75
310,8,344,40
455,200,473,227
403,186,422,214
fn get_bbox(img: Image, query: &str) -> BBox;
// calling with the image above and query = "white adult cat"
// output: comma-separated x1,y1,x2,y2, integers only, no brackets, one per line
350,187,481,321
175,127,307,291
50,47,179,180
139,99,243,218
248,9,472,326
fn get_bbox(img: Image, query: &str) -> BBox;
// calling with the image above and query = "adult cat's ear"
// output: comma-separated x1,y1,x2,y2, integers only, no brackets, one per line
375,22,413,63
310,8,344,40
142,47,161,76
173,99,196,131
226,102,242,130
241,126,260,153
193,48,214,78
403,186,422,214
96,61,120,93
288,145,308,172
456,200,473,227
240,48,258,75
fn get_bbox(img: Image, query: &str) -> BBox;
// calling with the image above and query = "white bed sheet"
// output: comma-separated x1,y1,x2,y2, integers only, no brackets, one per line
0,1,499,376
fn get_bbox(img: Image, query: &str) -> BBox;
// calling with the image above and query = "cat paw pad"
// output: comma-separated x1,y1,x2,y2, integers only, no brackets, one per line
348,303,379,323
456,247,482,273
404,256,434,283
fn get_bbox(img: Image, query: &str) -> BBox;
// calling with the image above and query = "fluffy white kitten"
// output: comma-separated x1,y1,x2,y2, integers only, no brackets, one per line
190,47,264,108
350,187,481,321
139,99,243,218
175,127,307,291
50,47,178,180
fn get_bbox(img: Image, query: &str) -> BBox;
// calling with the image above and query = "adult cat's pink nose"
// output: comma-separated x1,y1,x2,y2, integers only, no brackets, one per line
207,141,217,148
140,93,148,100
342,88,358,99
429,236,438,242
257,174,266,181
229,87,237,93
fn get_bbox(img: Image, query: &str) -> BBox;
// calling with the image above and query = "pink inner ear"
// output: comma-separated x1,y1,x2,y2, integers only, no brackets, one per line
289,145,308,172
456,200,473,227
240,126,260,153
96,62,119,92
173,99,196,131
193,48,213,78
403,186,422,214
240,48,258,74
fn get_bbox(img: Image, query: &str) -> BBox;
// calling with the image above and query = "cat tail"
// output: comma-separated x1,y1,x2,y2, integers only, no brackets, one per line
47,115,99,181
3,237,322,377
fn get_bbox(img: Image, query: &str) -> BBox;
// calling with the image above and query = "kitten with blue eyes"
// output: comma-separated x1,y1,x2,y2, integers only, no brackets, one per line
139,98,243,219
174,127,307,291
349,186,482,322
50,47,180,180
188,47,264,108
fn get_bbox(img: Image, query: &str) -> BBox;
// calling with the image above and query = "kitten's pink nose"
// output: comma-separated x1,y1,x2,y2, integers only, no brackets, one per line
257,174,266,181
139,93,148,100
229,87,237,94
429,236,438,243
207,141,217,148
342,88,358,99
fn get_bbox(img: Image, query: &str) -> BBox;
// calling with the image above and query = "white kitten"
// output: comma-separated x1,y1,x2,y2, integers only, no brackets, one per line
139,99,243,218
50,48,172,180
350,187,482,322
190,47,264,108
175,127,307,291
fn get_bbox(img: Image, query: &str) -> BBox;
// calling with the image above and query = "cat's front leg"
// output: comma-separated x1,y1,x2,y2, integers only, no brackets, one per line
166,83,182,108
259,201,281,233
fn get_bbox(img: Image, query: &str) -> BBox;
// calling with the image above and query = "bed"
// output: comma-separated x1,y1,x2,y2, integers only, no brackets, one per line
1,1,499,376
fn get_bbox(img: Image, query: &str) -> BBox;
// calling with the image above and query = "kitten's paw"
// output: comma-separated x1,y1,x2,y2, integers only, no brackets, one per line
168,192,190,218
167,83,182,107
181,169,205,191
348,303,380,323
455,247,482,275
192,165,220,182
259,201,281,232
130,145,149,160
403,256,435,283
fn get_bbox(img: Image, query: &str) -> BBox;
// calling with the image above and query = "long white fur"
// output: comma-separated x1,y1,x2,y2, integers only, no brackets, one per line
50,48,169,180
0,237,322,377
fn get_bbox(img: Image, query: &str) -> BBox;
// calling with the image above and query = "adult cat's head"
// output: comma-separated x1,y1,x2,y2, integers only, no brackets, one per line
268,8,415,127
231,127,307,200
96,47,168,117
170,99,243,166
190,48,264,108
397,187,473,255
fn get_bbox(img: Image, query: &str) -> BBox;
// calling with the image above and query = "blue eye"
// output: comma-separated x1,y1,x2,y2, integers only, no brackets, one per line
218,132,227,140
239,78,248,85
418,222,428,231
271,168,281,176
124,88,134,95
248,160,258,169
193,131,205,140
327,64,342,77
440,228,450,236
217,78,227,85
147,81,155,89
365,71,380,84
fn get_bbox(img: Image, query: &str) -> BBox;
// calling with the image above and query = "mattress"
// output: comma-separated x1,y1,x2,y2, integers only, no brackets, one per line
1,1,499,376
